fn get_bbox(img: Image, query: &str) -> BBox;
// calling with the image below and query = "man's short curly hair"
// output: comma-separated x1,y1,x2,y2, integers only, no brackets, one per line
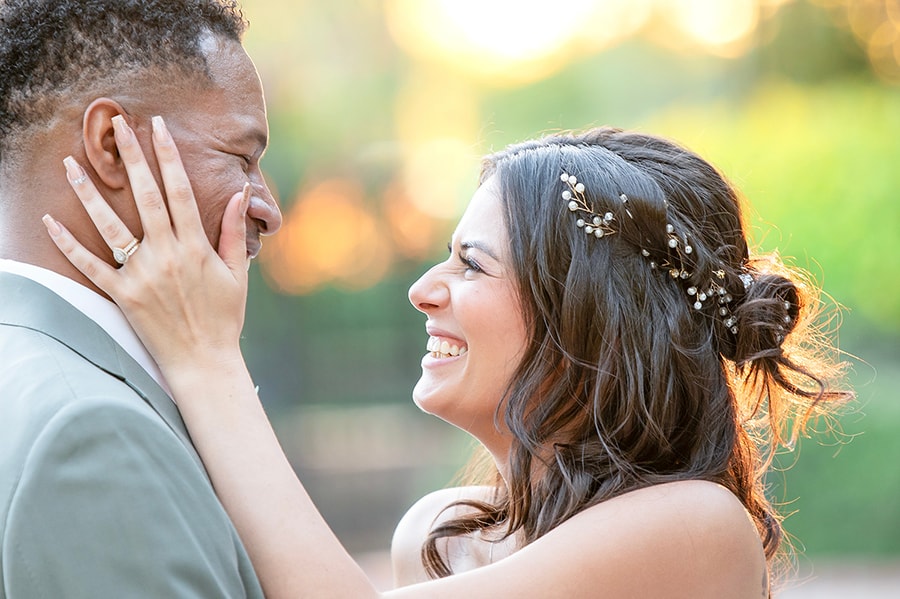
0,0,247,157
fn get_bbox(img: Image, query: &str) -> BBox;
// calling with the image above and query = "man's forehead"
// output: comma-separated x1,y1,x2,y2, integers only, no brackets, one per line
201,34,258,83
194,36,268,140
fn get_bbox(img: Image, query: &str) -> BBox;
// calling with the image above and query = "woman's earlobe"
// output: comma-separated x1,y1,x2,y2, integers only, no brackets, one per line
82,98,131,190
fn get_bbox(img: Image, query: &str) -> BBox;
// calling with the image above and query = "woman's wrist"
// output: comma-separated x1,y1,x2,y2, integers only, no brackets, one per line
162,350,251,401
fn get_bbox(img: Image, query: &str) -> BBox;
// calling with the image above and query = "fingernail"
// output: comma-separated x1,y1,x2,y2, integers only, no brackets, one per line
241,182,251,217
42,214,62,237
111,115,133,144
151,115,170,143
63,156,88,186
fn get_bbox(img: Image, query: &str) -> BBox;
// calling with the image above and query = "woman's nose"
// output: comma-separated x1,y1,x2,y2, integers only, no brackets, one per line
408,263,448,314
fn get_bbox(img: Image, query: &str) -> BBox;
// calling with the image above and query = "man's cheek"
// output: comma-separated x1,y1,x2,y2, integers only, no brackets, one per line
196,175,242,242
196,202,229,248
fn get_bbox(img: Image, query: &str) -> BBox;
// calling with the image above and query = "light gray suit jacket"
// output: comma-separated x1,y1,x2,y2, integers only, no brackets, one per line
0,273,263,598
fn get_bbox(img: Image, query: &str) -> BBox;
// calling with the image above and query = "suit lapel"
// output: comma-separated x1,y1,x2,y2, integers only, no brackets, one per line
0,272,207,475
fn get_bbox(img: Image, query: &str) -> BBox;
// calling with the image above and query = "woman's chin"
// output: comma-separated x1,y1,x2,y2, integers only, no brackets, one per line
411,377,462,424
411,380,441,415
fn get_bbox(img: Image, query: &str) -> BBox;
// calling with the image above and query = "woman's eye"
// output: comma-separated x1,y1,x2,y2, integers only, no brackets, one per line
459,253,482,273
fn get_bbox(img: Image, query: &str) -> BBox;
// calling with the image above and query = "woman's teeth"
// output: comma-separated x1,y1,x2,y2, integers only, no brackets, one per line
426,336,468,358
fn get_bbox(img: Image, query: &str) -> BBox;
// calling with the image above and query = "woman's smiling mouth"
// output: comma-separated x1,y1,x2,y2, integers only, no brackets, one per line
426,336,468,359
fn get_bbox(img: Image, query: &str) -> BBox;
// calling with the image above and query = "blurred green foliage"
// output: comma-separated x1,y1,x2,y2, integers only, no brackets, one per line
648,79,900,331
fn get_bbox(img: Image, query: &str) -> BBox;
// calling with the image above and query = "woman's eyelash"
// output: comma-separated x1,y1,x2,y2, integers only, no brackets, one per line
446,243,483,273
458,253,482,272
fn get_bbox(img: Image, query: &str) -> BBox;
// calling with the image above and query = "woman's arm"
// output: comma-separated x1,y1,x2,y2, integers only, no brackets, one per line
44,115,768,599
158,352,380,598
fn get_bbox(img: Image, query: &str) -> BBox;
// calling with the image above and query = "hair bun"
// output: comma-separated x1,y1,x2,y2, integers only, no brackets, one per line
728,270,800,366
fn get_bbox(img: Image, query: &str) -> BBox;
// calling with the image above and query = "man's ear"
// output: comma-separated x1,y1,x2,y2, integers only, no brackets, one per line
82,98,131,190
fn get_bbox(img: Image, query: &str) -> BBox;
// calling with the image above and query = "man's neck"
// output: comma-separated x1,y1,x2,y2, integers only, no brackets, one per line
0,201,109,299
0,152,115,298
0,107,91,271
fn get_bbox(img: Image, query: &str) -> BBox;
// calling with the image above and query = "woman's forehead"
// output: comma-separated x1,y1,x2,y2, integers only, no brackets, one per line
453,177,507,249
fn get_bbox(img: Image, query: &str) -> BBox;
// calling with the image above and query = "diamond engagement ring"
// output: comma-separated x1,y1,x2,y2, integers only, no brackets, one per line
112,238,140,265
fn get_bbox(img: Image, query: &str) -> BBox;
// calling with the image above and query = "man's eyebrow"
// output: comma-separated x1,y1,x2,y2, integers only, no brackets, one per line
460,240,499,261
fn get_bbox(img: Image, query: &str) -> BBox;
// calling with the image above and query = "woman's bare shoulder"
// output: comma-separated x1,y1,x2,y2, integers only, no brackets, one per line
547,479,769,598
390,486,496,587
386,480,768,598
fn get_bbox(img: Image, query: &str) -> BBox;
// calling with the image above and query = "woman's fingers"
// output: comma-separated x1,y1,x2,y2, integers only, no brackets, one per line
150,116,205,243
63,155,140,264
56,114,249,292
42,214,118,294
111,115,173,242
47,116,252,377
217,183,251,276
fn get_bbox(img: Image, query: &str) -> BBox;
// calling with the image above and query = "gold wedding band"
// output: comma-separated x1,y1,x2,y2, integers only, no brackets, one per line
112,238,140,265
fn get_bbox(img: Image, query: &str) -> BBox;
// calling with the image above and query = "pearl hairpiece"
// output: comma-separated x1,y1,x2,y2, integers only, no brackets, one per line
561,173,616,238
560,171,754,335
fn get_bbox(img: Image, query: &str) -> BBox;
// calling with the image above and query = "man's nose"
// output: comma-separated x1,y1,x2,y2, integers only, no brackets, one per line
248,181,282,236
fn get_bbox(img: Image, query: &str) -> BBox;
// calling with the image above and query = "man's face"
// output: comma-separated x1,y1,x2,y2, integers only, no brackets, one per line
152,37,282,259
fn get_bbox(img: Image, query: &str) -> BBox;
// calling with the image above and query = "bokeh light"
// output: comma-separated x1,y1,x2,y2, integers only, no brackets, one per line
385,0,648,85
815,0,900,82
383,179,451,260
261,179,392,294
661,0,760,57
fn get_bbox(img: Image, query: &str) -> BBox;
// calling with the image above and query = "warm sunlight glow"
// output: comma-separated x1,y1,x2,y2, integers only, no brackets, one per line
817,0,900,83
394,69,480,144
384,180,451,260
384,0,643,85
401,139,480,220
392,67,481,221
386,0,808,78
867,19,900,82
664,0,759,57
433,0,595,61
251,0,900,297
261,180,392,294
580,0,653,54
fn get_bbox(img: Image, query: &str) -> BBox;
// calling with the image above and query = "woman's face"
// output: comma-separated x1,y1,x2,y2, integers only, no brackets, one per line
408,176,528,453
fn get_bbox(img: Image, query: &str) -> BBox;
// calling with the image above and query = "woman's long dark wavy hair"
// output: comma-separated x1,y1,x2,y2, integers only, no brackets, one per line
421,127,852,584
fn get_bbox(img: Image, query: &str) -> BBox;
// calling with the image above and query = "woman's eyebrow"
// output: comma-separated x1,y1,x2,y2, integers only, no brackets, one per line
460,240,499,262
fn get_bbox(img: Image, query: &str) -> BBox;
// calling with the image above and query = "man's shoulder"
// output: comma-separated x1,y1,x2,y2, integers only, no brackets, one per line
0,338,171,479
0,364,262,598
0,319,139,417
0,321,181,496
